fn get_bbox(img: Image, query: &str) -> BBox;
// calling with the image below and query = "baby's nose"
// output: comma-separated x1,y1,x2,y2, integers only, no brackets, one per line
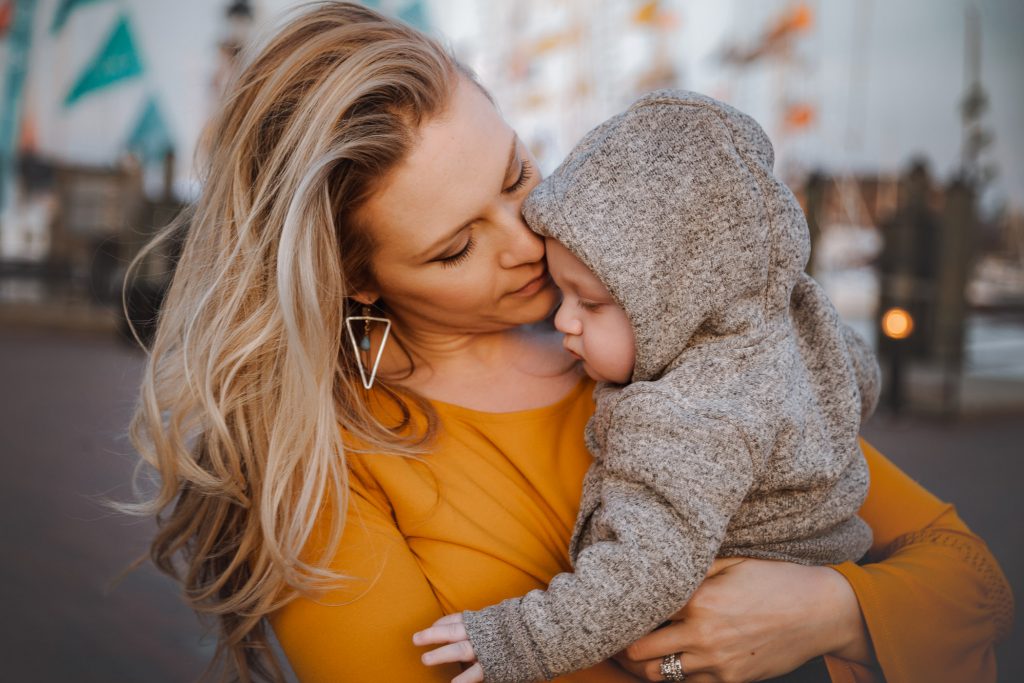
553,306,581,335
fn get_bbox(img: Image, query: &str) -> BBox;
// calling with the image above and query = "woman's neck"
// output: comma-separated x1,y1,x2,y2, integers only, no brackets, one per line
376,323,582,412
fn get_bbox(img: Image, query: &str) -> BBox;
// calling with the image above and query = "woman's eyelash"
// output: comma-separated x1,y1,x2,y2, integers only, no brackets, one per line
504,159,533,194
579,299,601,311
439,236,476,268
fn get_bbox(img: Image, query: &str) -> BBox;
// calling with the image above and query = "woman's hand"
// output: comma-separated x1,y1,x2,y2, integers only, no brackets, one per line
413,613,484,683
613,558,875,682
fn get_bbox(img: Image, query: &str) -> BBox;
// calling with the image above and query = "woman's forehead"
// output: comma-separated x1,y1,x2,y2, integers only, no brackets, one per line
360,79,514,257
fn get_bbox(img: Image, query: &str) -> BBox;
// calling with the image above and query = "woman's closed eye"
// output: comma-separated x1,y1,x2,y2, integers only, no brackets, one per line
432,156,531,269
578,299,602,311
503,159,533,195
436,234,476,268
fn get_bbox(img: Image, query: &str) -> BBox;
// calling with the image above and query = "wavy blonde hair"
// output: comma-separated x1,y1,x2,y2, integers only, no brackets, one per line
116,3,469,680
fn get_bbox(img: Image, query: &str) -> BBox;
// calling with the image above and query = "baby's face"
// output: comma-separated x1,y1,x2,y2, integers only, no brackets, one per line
545,238,636,384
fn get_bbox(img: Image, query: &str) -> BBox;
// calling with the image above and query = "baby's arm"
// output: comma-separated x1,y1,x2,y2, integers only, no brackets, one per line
420,396,753,683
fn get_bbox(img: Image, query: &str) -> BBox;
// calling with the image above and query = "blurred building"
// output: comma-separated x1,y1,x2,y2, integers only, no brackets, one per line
1,0,1022,413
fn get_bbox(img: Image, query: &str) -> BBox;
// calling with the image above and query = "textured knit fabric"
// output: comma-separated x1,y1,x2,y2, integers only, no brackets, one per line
267,389,1014,683
461,90,881,682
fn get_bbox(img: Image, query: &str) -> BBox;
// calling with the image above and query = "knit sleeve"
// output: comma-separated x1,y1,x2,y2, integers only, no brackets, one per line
840,324,881,422
462,397,752,682
825,439,1014,683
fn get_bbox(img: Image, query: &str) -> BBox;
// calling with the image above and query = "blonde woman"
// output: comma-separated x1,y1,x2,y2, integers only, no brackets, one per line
123,3,1013,682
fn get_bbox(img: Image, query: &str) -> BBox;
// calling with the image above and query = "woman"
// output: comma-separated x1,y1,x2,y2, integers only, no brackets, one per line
125,3,1013,682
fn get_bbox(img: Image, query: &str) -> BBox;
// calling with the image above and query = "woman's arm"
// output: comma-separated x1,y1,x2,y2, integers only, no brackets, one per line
269,483,462,683
613,439,1014,683
825,439,1014,682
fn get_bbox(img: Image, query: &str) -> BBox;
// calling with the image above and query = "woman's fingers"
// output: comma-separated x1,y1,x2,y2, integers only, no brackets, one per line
620,619,695,663
452,662,484,683
614,648,713,682
420,639,477,666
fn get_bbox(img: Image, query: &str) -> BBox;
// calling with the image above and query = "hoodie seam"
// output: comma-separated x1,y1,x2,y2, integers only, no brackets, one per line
630,96,780,331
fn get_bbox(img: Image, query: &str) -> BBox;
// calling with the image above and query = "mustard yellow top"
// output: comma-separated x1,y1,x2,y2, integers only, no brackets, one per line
270,378,1013,683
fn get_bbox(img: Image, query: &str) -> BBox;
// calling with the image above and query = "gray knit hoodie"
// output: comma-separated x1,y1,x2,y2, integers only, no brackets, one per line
461,90,879,682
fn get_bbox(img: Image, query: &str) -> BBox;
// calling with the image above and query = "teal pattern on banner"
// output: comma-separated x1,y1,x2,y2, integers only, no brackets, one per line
126,97,174,163
64,14,143,106
0,0,38,211
50,0,105,34
398,0,428,31
359,0,429,31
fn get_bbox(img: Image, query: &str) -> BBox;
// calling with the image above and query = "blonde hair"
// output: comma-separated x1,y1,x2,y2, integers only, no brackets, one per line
116,3,468,680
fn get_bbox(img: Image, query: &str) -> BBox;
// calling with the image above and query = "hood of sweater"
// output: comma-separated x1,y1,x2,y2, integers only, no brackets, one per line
523,89,811,383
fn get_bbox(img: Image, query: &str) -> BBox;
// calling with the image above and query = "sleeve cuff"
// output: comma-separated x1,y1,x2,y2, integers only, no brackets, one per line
463,598,551,682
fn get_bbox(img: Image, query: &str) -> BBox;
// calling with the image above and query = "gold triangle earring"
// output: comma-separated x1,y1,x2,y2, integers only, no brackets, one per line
344,304,391,390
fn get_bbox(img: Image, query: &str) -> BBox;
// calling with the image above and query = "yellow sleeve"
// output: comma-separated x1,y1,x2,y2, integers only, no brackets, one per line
269,474,461,683
825,439,1014,683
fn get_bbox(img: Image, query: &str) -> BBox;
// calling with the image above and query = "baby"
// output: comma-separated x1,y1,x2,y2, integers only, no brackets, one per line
414,90,880,682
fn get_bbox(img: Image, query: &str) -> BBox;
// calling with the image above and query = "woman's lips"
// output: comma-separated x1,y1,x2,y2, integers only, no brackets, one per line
510,270,549,296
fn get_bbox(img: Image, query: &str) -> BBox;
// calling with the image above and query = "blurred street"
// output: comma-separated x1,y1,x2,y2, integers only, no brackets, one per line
0,327,213,682
1,326,1020,682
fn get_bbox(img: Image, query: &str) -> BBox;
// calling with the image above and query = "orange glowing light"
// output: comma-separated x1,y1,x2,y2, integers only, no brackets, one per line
881,307,914,340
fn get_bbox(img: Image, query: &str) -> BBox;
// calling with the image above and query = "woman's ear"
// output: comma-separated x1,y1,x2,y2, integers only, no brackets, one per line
349,290,379,307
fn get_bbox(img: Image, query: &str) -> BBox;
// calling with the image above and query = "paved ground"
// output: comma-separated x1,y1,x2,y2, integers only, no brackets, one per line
1,326,1020,682
861,415,1024,682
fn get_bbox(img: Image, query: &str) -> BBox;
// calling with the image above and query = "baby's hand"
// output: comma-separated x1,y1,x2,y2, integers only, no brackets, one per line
412,613,484,683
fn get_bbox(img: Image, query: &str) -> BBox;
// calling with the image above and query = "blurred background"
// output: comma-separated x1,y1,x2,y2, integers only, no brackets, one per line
1,0,1021,680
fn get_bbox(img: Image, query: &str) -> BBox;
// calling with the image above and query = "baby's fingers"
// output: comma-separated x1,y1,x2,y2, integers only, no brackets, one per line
453,662,484,683
420,640,477,667
412,619,468,647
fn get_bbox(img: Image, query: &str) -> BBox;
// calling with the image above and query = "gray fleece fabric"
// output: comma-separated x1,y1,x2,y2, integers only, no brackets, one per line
461,90,880,682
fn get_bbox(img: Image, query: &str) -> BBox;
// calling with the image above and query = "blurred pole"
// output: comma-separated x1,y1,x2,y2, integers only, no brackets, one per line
162,149,176,203
888,337,905,416
804,170,825,277
0,0,38,217
936,179,974,417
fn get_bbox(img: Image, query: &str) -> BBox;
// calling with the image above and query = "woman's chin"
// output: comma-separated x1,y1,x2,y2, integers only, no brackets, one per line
512,280,561,325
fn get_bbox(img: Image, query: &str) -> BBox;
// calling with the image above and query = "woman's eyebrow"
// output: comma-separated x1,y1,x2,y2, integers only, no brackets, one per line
417,134,520,261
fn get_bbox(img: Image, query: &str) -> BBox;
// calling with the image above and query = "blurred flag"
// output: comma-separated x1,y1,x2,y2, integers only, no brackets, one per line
50,0,105,34
783,102,816,130
633,1,659,25
632,1,679,29
64,14,143,106
126,96,174,164
531,27,581,56
18,109,38,153
0,1,12,37
721,3,813,65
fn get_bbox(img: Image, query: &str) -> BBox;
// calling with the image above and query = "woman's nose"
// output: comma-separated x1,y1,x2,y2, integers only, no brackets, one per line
496,206,545,269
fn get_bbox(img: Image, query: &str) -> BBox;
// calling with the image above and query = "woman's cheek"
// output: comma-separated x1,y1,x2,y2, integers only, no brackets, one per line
438,265,497,309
